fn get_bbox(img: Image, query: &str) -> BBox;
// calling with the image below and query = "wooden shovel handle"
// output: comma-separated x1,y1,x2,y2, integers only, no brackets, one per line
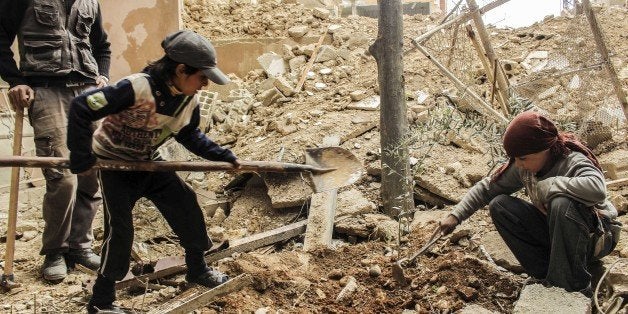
0,156,335,174
3,108,24,281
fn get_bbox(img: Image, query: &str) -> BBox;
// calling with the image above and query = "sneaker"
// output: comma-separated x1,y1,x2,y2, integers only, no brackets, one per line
67,248,101,270
41,254,67,282
186,268,229,288
87,303,125,314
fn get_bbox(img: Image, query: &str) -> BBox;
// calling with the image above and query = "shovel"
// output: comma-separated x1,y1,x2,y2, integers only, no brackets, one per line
0,146,363,193
392,225,443,286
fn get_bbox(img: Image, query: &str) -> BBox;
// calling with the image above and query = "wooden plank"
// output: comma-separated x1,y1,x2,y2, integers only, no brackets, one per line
413,43,508,125
303,136,340,251
148,274,251,314
466,0,510,116
412,0,511,45
114,220,307,290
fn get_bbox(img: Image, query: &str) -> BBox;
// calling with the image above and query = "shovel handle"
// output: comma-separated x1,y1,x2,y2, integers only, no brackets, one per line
0,156,335,174
3,108,24,283
407,225,443,263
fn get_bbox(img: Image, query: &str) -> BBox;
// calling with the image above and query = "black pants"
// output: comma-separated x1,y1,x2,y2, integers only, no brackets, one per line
489,195,600,292
97,170,211,280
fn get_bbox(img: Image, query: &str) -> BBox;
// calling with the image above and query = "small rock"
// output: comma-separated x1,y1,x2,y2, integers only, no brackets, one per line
328,269,344,280
368,265,382,277
436,286,448,294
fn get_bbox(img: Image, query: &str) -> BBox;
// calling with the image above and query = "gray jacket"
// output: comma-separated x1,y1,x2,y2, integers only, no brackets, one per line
451,151,617,222
17,0,100,79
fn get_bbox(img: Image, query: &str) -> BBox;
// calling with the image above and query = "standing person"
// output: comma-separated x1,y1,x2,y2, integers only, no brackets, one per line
439,111,620,296
68,30,237,314
0,0,111,282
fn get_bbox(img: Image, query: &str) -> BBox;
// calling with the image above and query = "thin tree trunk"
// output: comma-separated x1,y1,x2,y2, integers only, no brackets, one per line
368,0,413,217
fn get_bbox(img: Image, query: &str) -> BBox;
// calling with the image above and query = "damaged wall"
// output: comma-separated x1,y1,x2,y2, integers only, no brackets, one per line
99,0,182,81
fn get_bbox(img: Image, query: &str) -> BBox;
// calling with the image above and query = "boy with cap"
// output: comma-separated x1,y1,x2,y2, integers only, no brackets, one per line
438,111,619,296
67,30,238,313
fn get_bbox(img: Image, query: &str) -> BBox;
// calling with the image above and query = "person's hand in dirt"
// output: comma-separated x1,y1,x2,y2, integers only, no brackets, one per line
439,214,459,235
8,85,34,110
230,158,241,168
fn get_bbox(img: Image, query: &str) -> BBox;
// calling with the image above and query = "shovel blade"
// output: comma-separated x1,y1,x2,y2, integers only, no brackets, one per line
304,147,363,192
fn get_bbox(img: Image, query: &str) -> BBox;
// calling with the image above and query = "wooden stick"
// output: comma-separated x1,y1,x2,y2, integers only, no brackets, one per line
412,0,511,45
466,24,507,113
148,274,251,314
0,156,334,174
582,0,628,121
466,0,510,116
606,178,628,188
2,108,24,289
295,33,327,92
413,43,509,125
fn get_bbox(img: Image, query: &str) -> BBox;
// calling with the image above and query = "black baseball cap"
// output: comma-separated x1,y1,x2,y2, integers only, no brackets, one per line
161,30,230,85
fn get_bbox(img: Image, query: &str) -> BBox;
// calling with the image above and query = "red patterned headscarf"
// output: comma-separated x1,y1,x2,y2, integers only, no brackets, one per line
492,111,601,181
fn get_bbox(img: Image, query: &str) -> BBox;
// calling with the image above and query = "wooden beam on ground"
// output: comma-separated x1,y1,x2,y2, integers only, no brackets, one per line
340,122,377,144
582,0,628,120
413,43,509,125
303,136,341,251
607,178,628,188
147,274,252,314
114,220,307,290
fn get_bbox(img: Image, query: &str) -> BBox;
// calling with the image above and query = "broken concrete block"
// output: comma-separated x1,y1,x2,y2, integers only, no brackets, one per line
336,189,376,217
315,45,338,63
522,50,549,72
347,95,379,111
458,304,497,314
312,7,330,20
480,231,523,273
514,284,591,314
257,52,286,78
410,210,449,231
287,25,309,38
349,90,368,102
273,77,295,97
261,172,311,209
609,192,627,215
257,88,282,107
335,276,357,303
288,55,307,74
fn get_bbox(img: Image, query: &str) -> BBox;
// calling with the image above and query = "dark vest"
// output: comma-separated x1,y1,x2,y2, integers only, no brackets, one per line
17,0,99,79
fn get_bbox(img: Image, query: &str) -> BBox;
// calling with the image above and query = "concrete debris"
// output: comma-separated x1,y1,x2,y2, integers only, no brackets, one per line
514,284,591,314
257,52,286,77
480,231,524,273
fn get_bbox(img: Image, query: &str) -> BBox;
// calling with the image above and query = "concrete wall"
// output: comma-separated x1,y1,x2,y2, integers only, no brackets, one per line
99,0,182,82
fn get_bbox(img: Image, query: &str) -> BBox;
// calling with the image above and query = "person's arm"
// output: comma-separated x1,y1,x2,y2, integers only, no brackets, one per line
89,4,111,81
67,79,136,173
536,156,607,207
175,106,238,163
450,163,524,222
0,0,27,87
